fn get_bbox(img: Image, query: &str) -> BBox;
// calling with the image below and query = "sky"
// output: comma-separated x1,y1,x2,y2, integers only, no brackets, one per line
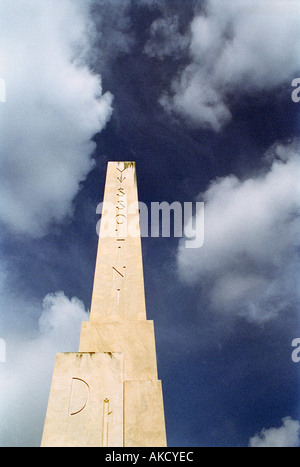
0,0,300,447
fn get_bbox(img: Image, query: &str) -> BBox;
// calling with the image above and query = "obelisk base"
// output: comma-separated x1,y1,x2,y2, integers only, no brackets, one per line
124,380,167,447
41,352,124,447
41,352,167,447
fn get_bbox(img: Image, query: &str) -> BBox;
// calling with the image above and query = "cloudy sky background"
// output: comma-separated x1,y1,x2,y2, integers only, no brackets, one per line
0,0,300,447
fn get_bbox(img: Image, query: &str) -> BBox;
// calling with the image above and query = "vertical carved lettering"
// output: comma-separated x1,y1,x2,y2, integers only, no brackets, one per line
69,378,90,416
116,213,126,224
117,187,126,197
117,200,126,210
114,165,128,309
112,266,126,279
102,398,111,446
117,173,126,183
116,289,121,306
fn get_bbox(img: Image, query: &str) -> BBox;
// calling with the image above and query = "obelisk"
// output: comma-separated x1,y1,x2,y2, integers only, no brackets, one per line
41,162,167,447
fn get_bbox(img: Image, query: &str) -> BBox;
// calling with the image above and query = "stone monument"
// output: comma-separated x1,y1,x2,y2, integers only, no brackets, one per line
41,162,167,447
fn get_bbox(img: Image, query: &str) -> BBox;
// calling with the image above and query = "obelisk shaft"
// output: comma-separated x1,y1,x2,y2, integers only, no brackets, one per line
90,162,146,322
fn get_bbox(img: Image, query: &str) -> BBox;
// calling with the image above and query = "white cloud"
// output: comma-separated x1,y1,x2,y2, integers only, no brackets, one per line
85,0,134,70
161,0,300,131
0,290,89,447
144,15,190,59
0,0,113,236
39,292,89,343
177,141,300,323
249,417,300,447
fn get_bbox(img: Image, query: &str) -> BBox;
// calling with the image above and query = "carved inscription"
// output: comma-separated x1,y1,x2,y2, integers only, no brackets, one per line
113,164,130,307
102,398,112,447
69,377,90,416
112,266,126,279
116,166,126,183
115,171,127,235
116,213,126,224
